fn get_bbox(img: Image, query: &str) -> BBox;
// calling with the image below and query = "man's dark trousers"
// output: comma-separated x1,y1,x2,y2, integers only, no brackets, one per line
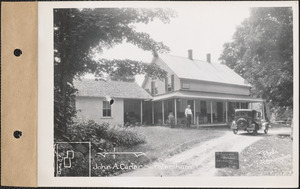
186,114,192,127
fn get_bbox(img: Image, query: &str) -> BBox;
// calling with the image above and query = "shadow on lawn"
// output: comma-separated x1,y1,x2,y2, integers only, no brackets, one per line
277,134,291,138
237,132,272,137
168,125,231,131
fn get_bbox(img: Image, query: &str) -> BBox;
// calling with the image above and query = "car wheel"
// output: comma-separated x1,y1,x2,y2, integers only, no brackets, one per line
253,130,258,135
233,129,238,134
264,128,268,134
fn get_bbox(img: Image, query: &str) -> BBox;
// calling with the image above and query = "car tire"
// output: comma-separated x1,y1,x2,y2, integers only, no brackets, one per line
233,129,238,134
264,128,268,134
253,130,258,135
237,118,248,128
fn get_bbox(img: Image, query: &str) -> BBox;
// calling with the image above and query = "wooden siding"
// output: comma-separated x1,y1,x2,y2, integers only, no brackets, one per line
180,79,250,95
75,96,124,125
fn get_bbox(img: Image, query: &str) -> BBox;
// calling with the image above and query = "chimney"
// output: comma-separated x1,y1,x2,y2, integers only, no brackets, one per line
188,49,193,60
206,53,211,63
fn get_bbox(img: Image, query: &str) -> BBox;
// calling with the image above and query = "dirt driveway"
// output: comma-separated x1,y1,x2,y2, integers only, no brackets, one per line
120,127,291,177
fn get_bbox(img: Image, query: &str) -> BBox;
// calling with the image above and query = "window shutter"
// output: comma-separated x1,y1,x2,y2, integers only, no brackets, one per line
171,75,174,91
165,77,168,92
151,81,155,94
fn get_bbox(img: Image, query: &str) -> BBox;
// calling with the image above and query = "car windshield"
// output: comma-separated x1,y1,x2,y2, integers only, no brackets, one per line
235,111,252,117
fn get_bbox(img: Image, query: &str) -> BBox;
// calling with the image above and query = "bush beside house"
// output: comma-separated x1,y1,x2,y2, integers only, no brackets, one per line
55,120,146,176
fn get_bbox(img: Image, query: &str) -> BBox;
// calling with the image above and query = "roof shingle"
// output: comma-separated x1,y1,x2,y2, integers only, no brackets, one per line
158,54,250,87
74,79,152,99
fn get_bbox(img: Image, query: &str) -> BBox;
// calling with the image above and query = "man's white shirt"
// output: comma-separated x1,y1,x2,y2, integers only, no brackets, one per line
185,108,193,117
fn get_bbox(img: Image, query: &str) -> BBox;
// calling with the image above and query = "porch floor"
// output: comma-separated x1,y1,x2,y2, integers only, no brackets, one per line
192,123,229,128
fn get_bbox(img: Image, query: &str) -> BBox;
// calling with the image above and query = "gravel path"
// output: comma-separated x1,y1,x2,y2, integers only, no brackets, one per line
120,127,290,177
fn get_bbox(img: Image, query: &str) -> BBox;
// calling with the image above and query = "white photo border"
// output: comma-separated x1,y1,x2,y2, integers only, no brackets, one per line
38,1,299,187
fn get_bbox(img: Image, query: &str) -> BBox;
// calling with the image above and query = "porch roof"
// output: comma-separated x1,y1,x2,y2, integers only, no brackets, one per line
152,90,263,102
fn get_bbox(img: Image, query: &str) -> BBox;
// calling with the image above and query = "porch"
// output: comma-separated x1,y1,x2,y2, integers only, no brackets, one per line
144,91,264,127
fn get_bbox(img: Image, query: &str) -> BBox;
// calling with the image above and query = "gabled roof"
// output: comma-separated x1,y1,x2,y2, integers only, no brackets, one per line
158,54,251,87
73,79,152,99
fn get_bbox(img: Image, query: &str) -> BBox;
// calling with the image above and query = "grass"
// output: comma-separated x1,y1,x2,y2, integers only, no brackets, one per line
125,126,225,159
271,123,292,128
91,126,226,176
118,126,226,174
216,133,293,176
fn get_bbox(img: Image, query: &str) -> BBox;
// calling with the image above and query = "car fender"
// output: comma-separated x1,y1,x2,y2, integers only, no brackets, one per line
261,121,269,130
231,121,237,129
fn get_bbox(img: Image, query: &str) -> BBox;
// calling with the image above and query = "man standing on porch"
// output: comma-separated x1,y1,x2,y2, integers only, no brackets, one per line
185,105,193,127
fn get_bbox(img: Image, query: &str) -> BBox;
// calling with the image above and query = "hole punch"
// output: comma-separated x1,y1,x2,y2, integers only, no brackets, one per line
14,49,22,57
13,130,22,139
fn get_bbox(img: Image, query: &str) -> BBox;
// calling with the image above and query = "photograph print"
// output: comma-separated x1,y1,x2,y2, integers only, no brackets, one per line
53,4,295,178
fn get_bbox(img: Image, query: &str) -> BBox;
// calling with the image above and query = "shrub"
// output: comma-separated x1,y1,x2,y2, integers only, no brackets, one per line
55,143,90,177
66,120,146,147
67,120,109,144
57,120,146,176
106,125,146,146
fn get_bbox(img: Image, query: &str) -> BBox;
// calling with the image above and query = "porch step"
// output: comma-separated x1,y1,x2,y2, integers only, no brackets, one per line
192,123,229,127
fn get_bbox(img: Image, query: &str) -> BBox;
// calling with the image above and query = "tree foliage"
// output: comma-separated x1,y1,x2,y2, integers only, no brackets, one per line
54,8,176,133
103,59,167,82
219,7,293,108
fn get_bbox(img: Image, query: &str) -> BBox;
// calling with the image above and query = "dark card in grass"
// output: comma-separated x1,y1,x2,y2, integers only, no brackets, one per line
215,152,239,169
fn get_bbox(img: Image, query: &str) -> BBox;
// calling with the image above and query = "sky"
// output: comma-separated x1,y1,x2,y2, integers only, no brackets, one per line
87,3,251,86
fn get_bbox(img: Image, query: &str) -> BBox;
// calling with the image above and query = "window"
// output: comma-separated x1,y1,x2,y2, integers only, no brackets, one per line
241,102,248,109
165,75,174,92
182,82,190,89
235,102,240,109
103,100,111,117
236,111,252,117
151,81,158,95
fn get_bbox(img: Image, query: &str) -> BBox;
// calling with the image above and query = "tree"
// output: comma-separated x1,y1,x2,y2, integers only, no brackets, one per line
54,8,176,133
109,74,136,82
219,7,293,108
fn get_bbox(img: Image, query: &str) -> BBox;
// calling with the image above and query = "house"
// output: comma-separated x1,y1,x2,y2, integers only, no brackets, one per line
142,50,265,126
73,79,152,126
73,50,265,127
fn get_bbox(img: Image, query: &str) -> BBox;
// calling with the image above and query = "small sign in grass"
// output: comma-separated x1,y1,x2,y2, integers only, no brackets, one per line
215,152,239,169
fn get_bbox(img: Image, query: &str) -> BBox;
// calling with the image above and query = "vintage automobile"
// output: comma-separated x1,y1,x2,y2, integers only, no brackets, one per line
231,109,270,135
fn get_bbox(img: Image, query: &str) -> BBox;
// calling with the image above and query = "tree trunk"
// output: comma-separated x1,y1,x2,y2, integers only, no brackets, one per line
60,51,72,133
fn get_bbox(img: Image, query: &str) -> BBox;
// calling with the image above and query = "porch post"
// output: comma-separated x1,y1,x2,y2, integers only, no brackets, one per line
239,102,241,109
226,101,228,123
193,99,196,125
152,101,154,125
140,100,143,125
210,101,213,124
162,100,165,125
262,101,265,120
174,98,177,125
249,102,252,109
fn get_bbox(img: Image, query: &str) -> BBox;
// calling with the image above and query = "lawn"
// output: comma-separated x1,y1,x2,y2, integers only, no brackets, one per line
216,133,293,176
92,126,226,176
123,126,226,161
119,126,226,174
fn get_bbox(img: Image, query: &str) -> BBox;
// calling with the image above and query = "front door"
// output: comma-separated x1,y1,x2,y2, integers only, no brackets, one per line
217,102,223,123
